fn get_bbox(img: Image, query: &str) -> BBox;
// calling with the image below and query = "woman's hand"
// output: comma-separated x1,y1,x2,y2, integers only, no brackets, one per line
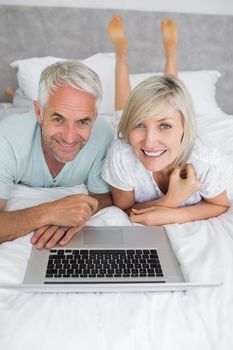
165,164,201,207
130,206,179,226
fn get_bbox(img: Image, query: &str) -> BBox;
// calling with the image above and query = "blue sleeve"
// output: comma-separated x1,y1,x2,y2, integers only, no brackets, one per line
0,136,17,199
87,117,114,194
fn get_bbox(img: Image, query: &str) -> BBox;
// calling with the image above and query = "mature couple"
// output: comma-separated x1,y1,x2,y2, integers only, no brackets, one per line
0,17,229,249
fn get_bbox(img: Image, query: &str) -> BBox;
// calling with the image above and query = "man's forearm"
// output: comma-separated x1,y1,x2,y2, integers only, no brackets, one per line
0,193,101,245
0,204,49,243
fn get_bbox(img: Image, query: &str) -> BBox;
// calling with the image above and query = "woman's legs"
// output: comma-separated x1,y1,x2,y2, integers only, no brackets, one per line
161,19,178,77
108,16,178,111
107,16,131,111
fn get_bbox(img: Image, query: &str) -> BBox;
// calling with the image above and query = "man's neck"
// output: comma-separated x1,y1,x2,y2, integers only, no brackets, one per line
42,148,65,178
45,158,65,177
45,156,65,178
41,137,65,178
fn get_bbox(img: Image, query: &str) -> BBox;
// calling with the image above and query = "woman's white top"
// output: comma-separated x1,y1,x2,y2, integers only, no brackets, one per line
102,137,231,206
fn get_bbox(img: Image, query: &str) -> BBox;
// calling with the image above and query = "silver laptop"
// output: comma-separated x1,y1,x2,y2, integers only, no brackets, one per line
8,226,221,292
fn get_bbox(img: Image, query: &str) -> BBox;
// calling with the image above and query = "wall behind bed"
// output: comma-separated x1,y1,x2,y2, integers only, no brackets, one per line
1,0,233,15
0,5,232,114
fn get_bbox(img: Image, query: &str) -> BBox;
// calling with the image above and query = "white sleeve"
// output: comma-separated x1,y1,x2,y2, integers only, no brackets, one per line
102,139,135,191
199,149,232,198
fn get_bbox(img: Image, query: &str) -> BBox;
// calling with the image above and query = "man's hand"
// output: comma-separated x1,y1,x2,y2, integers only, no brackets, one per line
31,225,83,250
165,164,201,207
45,193,98,226
31,194,98,249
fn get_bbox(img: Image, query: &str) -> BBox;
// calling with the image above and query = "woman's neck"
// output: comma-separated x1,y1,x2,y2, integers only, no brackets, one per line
153,167,173,194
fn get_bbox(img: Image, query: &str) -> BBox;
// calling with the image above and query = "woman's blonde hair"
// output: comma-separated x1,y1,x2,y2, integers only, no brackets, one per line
118,75,197,167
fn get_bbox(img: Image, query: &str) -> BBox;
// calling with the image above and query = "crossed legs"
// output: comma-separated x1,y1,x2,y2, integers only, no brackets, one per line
107,16,178,111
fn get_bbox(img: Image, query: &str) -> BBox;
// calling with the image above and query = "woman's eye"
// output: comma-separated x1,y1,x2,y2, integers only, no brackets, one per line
135,122,144,128
160,123,171,129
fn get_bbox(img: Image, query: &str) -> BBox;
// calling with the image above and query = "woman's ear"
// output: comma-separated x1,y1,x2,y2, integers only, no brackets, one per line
34,101,43,125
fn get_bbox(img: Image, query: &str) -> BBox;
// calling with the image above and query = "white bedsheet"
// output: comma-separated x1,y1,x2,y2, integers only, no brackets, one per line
1,110,233,350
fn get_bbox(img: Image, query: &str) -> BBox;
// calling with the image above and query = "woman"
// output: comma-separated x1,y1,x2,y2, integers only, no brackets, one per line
103,18,230,224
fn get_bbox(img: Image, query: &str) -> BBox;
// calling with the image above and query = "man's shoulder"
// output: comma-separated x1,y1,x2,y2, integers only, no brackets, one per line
0,111,38,152
90,116,114,144
0,111,36,137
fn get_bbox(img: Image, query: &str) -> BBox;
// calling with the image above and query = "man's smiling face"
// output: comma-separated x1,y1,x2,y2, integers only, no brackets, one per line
34,85,97,164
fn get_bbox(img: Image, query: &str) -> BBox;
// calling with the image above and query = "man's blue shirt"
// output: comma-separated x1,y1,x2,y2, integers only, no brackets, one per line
0,111,114,199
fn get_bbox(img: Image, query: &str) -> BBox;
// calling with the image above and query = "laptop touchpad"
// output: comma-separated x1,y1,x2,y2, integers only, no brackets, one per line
84,228,123,245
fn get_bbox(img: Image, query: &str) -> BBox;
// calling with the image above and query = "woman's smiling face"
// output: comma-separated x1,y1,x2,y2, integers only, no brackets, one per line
128,107,184,174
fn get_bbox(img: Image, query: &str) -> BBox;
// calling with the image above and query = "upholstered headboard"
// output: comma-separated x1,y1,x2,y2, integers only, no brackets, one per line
0,5,232,113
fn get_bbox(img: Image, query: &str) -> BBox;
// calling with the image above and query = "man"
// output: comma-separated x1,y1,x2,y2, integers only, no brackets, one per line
0,60,114,249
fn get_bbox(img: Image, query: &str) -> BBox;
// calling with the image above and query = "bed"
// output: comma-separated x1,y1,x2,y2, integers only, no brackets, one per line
0,5,233,350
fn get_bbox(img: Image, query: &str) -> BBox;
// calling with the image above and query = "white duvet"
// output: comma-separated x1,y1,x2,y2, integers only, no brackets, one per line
1,111,233,350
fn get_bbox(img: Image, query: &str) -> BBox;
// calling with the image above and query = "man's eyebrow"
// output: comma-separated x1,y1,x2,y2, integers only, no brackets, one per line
51,112,64,118
77,117,92,122
50,114,93,122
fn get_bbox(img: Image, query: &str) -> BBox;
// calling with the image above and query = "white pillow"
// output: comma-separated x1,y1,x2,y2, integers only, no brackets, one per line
11,53,115,114
11,53,221,116
130,70,222,115
80,53,115,114
11,56,65,100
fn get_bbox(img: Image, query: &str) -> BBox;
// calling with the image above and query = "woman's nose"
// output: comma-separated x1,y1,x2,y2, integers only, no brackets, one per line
144,128,160,148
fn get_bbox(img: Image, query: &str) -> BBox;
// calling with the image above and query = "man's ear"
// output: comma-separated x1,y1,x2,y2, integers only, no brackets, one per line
94,112,98,121
34,101,43,125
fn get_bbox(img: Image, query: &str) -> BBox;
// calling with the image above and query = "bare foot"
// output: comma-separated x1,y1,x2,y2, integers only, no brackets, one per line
5,86,15,102
108,16,128,57
161,19,178,55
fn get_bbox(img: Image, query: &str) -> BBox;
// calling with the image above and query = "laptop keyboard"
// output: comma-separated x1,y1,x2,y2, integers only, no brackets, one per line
45,249,164,279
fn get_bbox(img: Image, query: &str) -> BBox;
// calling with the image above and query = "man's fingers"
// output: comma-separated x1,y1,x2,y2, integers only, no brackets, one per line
59,226,83,246
71,195,98,216
84,196,99,214
45,227,67,249
30,225,50,244
36,226,62,250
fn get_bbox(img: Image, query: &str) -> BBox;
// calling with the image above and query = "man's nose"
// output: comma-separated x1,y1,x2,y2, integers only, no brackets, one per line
63,125,77,143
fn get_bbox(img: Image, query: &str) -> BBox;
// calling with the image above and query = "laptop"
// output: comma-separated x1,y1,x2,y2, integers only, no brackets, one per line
6,226,221,292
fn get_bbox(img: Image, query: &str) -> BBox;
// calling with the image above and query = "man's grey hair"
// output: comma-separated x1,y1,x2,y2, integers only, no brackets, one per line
38,60,102,112
118,75,197,167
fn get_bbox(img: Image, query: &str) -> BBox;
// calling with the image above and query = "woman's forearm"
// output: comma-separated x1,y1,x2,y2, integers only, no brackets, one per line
173,200,229,223
131,193,183,211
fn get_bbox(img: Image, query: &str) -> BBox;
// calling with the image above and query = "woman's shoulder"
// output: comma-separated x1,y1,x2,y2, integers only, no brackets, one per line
109,138,133,156
189,137,221,165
